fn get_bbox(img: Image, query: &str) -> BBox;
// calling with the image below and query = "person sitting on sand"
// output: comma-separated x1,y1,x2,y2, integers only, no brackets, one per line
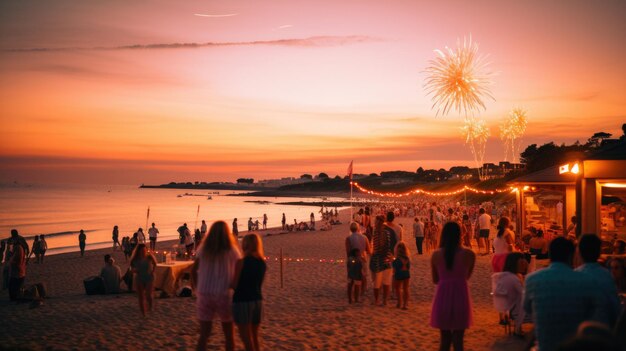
491,252,528,335
130,244,156,316
192,221,241,351
78,229,87,257
101,254,122,294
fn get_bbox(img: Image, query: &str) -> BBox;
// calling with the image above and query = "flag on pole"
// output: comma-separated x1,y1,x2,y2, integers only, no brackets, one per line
347,160,353,180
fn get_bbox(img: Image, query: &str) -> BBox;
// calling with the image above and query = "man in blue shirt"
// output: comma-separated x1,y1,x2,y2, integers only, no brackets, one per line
575,234,621,327
523,237,603,351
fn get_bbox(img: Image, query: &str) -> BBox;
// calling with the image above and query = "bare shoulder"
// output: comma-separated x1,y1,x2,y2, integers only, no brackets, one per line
462,248,476,260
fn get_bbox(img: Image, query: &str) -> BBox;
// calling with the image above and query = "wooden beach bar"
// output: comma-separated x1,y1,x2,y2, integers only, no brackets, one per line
509,141,626,243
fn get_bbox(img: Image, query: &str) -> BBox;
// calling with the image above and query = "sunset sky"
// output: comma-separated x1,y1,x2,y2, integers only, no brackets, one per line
1,0,624,185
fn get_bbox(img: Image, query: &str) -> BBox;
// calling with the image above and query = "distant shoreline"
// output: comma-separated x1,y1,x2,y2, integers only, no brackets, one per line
139,183,276,191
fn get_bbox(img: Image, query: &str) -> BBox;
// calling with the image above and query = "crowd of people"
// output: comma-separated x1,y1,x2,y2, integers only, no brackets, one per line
3,199,626,351
345,200,626,351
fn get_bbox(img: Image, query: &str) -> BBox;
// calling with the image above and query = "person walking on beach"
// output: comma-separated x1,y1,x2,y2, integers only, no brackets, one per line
39,234,47,263
370,215,394,306
476,208,492,255
413,217,425,255
431,222,475,351
148,223,159,251
192,221,241,351
232,233,266,351
201,220,208,236
112,225,121,251
28,235,41,264
130,244,156,317
281,213,286,231
233,218,239,238
8,230,27,301
136,228,146,244
262,214,267,230
310,213,315,230
248,218,253,232
78,229,87,257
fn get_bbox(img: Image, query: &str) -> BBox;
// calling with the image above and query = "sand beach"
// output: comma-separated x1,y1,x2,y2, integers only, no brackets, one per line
0,211,528,351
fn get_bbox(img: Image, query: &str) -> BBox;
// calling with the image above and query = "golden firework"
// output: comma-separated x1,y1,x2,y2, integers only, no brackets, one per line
425,36,494,117
500,107,528,161
461,117,490,179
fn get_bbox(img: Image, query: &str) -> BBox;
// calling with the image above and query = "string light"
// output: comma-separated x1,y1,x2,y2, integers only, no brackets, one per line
350,182,515,198
264,256,346,264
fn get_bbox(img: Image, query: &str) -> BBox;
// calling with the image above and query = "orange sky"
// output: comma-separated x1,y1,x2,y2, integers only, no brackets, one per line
0,0,625,185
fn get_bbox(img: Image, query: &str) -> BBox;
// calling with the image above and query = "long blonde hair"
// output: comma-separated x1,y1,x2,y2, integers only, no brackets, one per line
242,233,264,259
199,221,239,261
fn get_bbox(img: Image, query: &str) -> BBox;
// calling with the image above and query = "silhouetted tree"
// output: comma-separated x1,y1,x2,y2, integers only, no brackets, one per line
586,132,612,148
317,172,329,179
300,174,313,179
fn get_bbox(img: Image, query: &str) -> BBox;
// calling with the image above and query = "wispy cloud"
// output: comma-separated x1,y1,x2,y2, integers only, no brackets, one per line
276,25,293,29
4,36,383,53
194,13,238,18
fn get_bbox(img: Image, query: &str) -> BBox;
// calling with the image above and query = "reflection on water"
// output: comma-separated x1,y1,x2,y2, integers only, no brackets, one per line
0,183,346,254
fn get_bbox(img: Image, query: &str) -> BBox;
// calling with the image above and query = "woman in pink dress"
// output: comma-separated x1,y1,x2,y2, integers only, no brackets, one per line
430,221,476,351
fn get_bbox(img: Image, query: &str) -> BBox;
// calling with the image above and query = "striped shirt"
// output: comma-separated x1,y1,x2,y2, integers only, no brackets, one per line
196,248,241,296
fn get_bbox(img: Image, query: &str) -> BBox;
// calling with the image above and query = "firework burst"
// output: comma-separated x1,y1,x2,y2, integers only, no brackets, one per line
499,107,528,162
424,35,495,117
461,117,490,179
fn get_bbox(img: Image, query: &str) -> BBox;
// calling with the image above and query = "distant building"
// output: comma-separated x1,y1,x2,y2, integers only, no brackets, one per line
256,177,314,187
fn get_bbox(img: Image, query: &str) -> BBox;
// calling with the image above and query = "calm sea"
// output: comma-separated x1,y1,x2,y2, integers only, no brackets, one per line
0,183,346,255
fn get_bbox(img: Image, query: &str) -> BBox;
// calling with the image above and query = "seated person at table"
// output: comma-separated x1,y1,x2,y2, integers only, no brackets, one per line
613,240,626,255
100,254,122,294
529,230,548,259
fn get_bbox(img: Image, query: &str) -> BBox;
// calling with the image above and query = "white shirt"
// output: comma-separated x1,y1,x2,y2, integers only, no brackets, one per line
137,231,146,243
196,248,241,296
478,213,492,230
493,234,510,254
148,227,159,239
413,221,424,238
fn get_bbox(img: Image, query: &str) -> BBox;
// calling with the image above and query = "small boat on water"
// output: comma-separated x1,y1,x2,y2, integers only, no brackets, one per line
177,194,183,198
207,196,212,200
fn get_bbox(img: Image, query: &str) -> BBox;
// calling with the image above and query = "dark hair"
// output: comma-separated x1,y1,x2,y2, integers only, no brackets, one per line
104,254,111,263
448,208,454,215
503,252,525,274
578,234,601,263
462,214,469,221
479,208,485,214
386,211,395,222
615,240,626,254
536,229,544,238
11,229,18,237
440,222,461,270
549,237,575,264
497,217,510,238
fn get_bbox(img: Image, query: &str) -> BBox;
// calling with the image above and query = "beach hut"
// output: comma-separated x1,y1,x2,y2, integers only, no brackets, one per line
508,140,626,242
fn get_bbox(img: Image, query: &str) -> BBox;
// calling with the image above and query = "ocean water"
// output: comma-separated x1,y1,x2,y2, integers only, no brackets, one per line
0,183,347,254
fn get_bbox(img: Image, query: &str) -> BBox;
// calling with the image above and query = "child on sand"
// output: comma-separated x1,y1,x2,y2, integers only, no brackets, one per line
130,243,156,317
392,242,410,309
192,221,241,351
347,248,364,304
232,233,267,351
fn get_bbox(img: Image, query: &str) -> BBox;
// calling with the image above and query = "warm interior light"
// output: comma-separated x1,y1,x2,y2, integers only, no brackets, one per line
559,164,569,174
602,183,626,188
571,163,580,174
523,186,530,191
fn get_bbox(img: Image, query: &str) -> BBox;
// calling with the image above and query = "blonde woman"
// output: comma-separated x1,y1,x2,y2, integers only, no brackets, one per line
192,221,242,351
